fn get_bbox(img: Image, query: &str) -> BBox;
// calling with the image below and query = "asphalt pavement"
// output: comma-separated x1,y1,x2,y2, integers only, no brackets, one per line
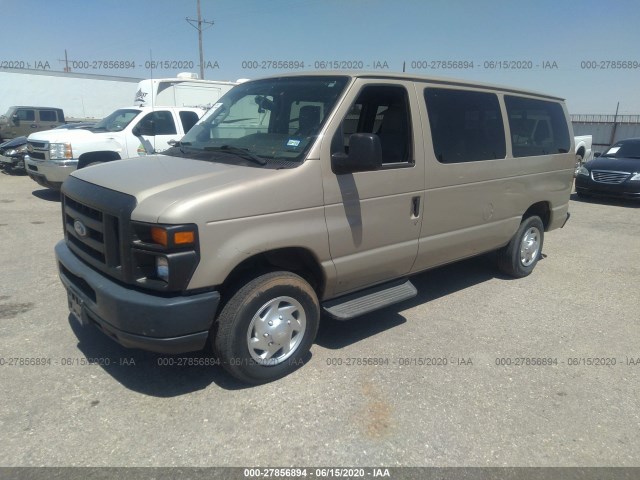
1,171,639,467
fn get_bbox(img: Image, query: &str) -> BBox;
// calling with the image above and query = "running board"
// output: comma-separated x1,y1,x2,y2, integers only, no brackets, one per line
322,279,417,321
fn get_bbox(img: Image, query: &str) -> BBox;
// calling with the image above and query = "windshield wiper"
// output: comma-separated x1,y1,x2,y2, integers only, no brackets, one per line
203,145,267,165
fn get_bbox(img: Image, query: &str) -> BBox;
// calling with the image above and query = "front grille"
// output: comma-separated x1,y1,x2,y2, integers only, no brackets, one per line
591,170,630,184
61,176,136,284
64,196,115,267
28,140,49,161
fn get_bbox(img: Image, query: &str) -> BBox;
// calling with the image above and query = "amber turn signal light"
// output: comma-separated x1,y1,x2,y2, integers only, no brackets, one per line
150,227,169,247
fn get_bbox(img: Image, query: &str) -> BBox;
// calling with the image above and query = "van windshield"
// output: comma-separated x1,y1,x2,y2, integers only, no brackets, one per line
91,109,141,132
176,76,349,164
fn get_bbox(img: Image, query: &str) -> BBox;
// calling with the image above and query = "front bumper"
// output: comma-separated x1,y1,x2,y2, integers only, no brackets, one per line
0,154,23,168
55,240,220,354
575,174,640,199
24,155,78,190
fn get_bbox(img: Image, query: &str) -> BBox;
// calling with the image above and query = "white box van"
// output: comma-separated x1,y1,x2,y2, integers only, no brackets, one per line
134,73,237,109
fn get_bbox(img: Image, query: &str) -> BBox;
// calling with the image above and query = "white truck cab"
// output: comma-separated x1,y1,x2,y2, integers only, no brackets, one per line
25,106,205,190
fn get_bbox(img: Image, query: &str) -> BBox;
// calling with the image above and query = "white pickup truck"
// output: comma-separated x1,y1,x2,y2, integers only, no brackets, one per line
574,135,593,174
25,105,206,190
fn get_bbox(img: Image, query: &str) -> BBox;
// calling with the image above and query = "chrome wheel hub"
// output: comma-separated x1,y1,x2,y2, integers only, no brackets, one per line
246,296,306,365
520,227,540,267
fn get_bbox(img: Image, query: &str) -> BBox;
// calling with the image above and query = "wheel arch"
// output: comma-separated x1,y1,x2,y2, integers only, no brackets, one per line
219,247,327,303
523,201,551,231
77,151,121,169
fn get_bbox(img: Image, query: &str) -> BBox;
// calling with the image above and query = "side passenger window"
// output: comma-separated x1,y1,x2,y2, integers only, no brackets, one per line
16,109,35,122
504,96,570,157
337,85,412,165
179,111,199,133
39,110,57,122
139,111,177,136
425,88,506,163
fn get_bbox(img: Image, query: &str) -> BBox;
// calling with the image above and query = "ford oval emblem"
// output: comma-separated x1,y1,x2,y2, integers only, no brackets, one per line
73,219,88,238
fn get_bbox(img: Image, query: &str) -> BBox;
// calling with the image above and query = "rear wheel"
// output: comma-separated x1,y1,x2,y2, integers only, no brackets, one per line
214,271,320,384
498,216,544,278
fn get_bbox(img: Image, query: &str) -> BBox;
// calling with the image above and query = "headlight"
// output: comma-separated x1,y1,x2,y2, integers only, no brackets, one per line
156,256,169,282
131,222,199,291
630,173,640,181
576,165,590,176
49,142,73,160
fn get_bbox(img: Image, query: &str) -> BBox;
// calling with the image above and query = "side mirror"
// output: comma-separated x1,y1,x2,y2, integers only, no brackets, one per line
594,152,601,158
331,133,382,174
133,121,154,137
12,114,19,125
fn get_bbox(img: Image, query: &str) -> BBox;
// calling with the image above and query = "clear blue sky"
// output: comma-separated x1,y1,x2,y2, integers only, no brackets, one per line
2,0,640,114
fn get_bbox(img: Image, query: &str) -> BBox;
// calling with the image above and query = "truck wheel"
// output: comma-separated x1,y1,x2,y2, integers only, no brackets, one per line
497,216,544,278
214,271,320,384
574,154,583,177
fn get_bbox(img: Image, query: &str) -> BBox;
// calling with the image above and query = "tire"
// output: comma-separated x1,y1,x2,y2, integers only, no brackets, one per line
574,154,583,177
214,271,320,384
575,191,592,200
498,216,544,278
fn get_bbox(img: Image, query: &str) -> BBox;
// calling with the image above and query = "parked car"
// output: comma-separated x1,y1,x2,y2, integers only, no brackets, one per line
0,136,28,172
575,138,640,199
0,106,65,141
55,72,574,384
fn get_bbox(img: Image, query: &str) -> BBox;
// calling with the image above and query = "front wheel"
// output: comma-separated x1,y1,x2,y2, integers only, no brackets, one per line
574,154,584,177
498,216,544,278
214,271,320,384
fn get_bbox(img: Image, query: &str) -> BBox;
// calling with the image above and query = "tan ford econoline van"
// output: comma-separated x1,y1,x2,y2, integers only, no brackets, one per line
55,72,574,383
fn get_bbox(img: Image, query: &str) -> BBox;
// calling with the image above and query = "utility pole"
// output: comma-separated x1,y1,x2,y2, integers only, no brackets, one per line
609,101,620,146
186,0,214,79
57,49,71,72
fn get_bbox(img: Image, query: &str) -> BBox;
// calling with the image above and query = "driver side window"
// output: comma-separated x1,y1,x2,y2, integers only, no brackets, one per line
336,85,412,165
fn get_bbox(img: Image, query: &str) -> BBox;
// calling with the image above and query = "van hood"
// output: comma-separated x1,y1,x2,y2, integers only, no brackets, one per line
69,154,320,224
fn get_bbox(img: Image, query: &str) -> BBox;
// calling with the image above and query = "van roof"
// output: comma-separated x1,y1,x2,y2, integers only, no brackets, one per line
253,71,566,102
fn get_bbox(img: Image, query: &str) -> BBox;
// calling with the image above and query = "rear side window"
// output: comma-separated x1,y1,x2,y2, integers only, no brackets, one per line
179,111,199,133
504,96,570,157
425,88,505,163
39,110,57,122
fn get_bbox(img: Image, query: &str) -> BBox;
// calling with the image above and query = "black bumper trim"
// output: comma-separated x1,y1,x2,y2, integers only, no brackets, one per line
56,240,220,354
85,310,210,354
